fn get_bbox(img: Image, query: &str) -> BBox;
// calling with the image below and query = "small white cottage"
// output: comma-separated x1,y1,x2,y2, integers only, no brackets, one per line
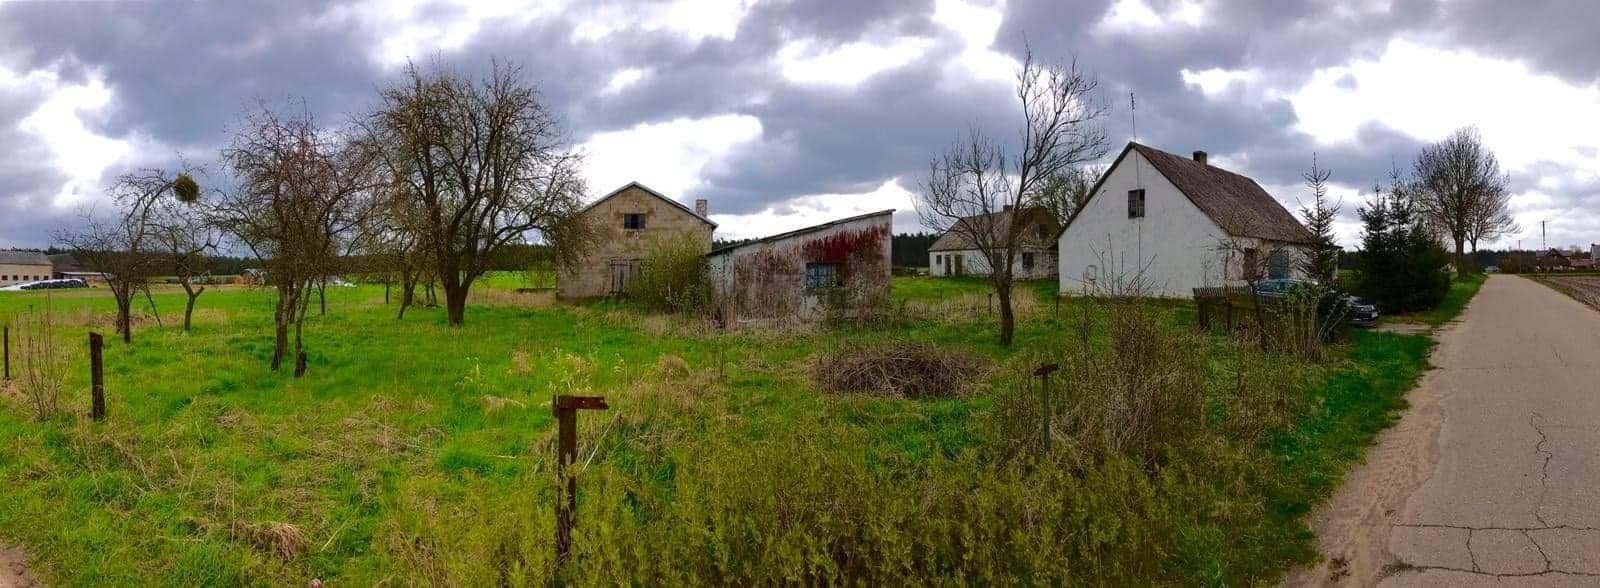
1056,142,1314,297
927,206,1060,279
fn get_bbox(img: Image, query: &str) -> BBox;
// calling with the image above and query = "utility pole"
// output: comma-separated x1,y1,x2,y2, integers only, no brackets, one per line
1542,220,1548,251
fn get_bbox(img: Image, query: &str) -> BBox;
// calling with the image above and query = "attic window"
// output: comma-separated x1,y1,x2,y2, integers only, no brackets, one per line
623,213,646,230
1128,189,1146,219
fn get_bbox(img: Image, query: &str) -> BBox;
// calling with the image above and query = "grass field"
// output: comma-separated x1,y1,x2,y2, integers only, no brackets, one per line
0,274,1455,584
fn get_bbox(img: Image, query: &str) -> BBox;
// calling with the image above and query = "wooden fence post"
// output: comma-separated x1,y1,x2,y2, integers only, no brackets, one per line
1034,363,1059,451
554,394,609,564
3,325,9,381
90,332,105,421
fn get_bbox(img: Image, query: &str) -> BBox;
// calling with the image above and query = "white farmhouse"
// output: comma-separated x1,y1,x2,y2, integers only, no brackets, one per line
1057,142,1315,297
927,206,1060,279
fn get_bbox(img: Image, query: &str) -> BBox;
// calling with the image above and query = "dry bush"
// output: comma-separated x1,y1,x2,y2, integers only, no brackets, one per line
811,340,985,398
481,395,527,415
654,354,690,379
12,303,72,420
467,287,555,308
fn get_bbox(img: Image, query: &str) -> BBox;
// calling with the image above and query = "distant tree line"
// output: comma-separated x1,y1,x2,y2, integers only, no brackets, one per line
891,232,938,268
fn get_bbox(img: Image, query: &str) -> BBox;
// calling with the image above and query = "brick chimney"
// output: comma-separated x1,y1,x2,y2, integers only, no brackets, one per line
1192,150,1208,165
694,199,708,218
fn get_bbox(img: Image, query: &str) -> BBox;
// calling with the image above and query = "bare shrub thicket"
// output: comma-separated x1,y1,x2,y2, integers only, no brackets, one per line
13,303,72,420
630,235,713,315
811,340,985,398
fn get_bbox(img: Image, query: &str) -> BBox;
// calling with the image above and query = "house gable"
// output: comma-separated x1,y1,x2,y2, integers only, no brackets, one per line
557,182,716,298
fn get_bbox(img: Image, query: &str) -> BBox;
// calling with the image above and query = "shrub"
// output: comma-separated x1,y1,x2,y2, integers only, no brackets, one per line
811,340,984,398
630,236,713,315
12,301,70,420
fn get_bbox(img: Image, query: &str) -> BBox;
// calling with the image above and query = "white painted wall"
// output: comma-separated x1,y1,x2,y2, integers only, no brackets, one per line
928,248,1056,279
1057,149,1306,297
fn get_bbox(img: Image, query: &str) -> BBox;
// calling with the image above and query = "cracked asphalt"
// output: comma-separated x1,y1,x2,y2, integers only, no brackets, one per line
1289,276,1600,586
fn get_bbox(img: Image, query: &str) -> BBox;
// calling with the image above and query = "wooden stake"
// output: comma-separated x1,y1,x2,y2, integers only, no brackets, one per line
554,394,608,563
90,332,105,421
1034,363,1059,451
3,325,9,381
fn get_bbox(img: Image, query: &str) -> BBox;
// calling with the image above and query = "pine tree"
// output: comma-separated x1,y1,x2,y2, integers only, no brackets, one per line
1298,154,1341,282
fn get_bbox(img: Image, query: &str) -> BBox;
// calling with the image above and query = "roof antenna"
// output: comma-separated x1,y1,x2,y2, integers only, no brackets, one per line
1129,91,1138,143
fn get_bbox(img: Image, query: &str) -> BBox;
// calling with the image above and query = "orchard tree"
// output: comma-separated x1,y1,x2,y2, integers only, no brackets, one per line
366,59,592,327
215,103,379,375
148,170,223,331
57,170,171,343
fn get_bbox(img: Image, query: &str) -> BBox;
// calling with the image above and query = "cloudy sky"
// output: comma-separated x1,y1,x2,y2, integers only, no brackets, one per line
2,0,1598,250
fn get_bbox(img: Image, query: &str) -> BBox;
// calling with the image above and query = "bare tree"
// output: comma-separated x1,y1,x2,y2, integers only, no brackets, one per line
1297,154,1341,282
214,103,379,375
1466,173,1517,254
148,170,222,331
365,59,591,326
917,44,1107,345
56,170,169,343
1413,127,1509,273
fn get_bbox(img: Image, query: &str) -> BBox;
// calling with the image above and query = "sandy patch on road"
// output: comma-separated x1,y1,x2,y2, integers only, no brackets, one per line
1282,326,1456,586
0,545,37,588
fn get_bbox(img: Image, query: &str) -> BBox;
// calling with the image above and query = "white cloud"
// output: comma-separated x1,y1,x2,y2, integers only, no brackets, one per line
578,114,763,203
324,0,560,68
1094,0,1208,37
601,67,649,95
931,0,1016,84
5,65,131,207
1289,39,1600,173
776,37,934,87
572,0,755,43
708,178,920,240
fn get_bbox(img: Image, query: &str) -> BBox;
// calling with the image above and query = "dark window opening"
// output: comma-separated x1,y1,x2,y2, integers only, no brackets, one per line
1022,252,1035,272
1128,189,1146,219
623,213,646,230
1268,249,1290,280
805,262,842,290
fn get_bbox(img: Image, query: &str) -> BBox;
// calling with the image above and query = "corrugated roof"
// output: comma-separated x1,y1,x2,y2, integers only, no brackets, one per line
708,210,894,256
928,206,1058,252
0,250,52,266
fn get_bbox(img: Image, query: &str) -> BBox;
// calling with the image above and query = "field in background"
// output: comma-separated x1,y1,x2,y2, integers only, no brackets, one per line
0,275,1453,584
1533,274,1600,311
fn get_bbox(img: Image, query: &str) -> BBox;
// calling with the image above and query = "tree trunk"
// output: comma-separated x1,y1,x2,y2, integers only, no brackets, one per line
181,282,204,332
396,277,416,320
997,287,1015,346
445,282,468,326
384,281,391,304
318,279,327,316
114,285,133,344
1454,237,1467,274
270,283,293,372
293,280,312,378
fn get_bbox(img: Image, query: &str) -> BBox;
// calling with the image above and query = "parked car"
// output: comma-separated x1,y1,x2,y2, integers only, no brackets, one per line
1250,278,1313,297
0,278,89,291
1345,296,1379,327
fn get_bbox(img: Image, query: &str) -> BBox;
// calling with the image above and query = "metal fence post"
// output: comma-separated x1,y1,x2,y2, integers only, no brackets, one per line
90,332,105,421
554,394,608,564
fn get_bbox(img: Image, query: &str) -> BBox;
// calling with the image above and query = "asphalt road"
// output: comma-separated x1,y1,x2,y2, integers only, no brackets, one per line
1291,275,1600,586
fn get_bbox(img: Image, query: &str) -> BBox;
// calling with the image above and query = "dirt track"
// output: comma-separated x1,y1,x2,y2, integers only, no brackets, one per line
0,545,35,588
1288,275,1600,586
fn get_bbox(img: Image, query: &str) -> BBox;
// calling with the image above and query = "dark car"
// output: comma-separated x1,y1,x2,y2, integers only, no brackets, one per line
4,278,89,291
1345,296,1379,327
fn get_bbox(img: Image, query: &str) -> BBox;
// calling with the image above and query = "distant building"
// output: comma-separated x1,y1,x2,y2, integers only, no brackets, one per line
1057,142,1315,297
708,210,893,324
928,206,1060,280
0,251,53,286
557,182,716,299
1537,249,1571,271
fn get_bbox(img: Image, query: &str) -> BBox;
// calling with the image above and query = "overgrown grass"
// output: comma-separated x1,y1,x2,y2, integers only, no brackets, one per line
0,276,1462,584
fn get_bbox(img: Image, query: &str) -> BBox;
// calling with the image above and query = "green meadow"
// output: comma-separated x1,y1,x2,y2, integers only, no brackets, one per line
0,274,1446,585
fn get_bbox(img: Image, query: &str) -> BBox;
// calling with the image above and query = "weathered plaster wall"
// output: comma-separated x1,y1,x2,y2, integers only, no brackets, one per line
928,247,1058,279
557,185,713,299
709,212,892,323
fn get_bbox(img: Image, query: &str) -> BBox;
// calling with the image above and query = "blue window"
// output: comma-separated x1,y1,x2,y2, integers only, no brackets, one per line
805,262,841,289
